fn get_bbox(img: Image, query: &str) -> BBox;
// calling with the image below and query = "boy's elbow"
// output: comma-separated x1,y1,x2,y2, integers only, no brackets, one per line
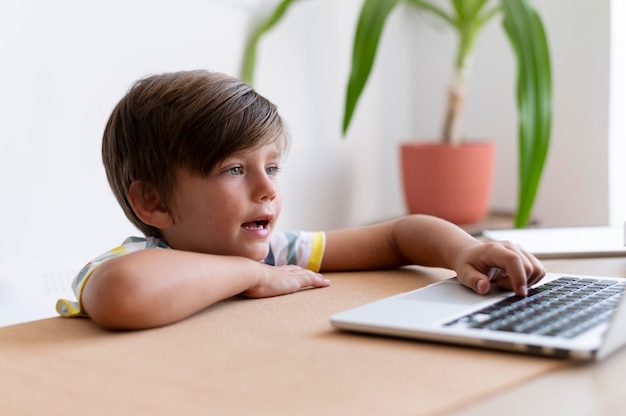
82,261,155,330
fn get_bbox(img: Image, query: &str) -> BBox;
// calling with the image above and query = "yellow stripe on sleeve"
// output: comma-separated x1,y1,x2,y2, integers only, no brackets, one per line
307,231,326,272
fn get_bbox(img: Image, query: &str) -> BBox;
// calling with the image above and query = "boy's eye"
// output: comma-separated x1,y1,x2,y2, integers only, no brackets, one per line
225,166,243,176
266,165,281,176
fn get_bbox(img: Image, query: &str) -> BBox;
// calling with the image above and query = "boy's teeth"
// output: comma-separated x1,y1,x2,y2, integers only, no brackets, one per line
243,221,265,230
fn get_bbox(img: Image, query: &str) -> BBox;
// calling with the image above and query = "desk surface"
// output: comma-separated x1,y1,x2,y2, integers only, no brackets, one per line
1,259,626,415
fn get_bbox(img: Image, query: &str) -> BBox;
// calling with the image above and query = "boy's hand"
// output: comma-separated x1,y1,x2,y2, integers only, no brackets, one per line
455,241,546,297
241,264,330,299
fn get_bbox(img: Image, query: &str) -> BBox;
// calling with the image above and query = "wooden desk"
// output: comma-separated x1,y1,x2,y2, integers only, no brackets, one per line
1,259,625,415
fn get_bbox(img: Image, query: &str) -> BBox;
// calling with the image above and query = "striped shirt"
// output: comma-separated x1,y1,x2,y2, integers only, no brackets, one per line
56,231,326,318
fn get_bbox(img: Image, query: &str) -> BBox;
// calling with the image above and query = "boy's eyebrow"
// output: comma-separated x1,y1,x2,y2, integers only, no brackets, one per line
219,147,283,164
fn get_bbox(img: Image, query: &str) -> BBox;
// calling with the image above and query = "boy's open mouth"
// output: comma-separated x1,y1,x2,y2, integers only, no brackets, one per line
242,219,270,230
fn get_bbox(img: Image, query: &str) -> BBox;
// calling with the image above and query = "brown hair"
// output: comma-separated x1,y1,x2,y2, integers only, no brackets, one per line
102,70,289,237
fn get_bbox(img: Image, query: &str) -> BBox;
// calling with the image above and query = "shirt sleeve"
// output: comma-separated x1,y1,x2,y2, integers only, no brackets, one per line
264,231,326,272
56,236,168,318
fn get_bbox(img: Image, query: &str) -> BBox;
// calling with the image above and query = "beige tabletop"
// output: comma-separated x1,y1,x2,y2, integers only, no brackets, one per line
1,259,625,415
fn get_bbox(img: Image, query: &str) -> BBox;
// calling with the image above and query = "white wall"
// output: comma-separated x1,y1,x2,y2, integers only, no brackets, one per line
0,0,615,265
610,0,626,225
0,0,255,263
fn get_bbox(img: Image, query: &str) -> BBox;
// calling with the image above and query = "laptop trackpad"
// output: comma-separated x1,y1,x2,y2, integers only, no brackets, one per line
400,279,506,305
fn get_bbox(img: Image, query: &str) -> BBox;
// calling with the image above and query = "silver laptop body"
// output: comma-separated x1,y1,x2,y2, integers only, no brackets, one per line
331,272,626,361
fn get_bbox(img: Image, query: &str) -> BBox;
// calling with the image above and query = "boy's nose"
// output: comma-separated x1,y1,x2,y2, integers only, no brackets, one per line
253,174,277,201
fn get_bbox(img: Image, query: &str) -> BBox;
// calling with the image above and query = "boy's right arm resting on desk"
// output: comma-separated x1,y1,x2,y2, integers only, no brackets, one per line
320,215,545,297
81,249,329,330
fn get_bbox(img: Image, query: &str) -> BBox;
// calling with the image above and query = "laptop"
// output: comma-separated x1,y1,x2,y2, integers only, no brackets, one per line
330,272,626,361
0,262,77,327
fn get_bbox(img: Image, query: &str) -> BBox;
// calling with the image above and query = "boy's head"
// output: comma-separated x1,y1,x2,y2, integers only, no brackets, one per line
102,70,289,237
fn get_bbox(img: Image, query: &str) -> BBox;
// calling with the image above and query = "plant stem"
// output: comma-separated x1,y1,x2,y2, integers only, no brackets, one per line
442,24,474,146
442,1,499,146
442,68,467,146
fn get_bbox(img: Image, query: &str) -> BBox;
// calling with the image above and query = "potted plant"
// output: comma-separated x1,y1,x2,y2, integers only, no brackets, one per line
241,0,552,228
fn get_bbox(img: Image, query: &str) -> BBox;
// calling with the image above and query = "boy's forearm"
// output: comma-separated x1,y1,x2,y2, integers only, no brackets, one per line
391,215,482,270
321,214,481,272
81,249,265,330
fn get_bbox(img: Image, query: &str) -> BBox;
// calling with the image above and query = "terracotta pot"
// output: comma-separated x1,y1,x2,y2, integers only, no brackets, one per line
400,141,495,225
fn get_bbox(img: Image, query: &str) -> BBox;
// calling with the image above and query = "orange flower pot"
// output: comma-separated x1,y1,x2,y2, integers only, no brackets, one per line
400,141,495,225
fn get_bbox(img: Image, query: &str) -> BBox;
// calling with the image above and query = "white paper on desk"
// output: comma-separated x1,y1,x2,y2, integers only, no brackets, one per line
482,226,626,259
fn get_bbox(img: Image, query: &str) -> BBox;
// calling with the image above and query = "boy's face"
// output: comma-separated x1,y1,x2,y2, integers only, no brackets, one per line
161,142,283,261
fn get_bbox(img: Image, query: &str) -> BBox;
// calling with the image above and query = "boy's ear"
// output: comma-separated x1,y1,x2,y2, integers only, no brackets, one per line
128,181,174,230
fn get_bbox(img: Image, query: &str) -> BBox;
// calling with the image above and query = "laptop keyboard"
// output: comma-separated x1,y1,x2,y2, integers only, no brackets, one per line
445,277,626,338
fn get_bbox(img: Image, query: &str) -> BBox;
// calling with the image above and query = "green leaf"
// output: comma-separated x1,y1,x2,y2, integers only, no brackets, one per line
475,5,501,31
406,0,454,25
240,0,301,85
500,0,552,227
343,0,403,135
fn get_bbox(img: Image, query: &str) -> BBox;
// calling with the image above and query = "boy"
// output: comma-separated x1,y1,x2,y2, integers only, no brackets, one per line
57,70,545,330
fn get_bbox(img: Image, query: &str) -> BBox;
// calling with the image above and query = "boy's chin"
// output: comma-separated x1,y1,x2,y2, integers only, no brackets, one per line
244,246,271,263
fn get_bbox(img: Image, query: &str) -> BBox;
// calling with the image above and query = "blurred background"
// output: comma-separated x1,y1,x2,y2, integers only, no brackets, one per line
0,0,623,264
